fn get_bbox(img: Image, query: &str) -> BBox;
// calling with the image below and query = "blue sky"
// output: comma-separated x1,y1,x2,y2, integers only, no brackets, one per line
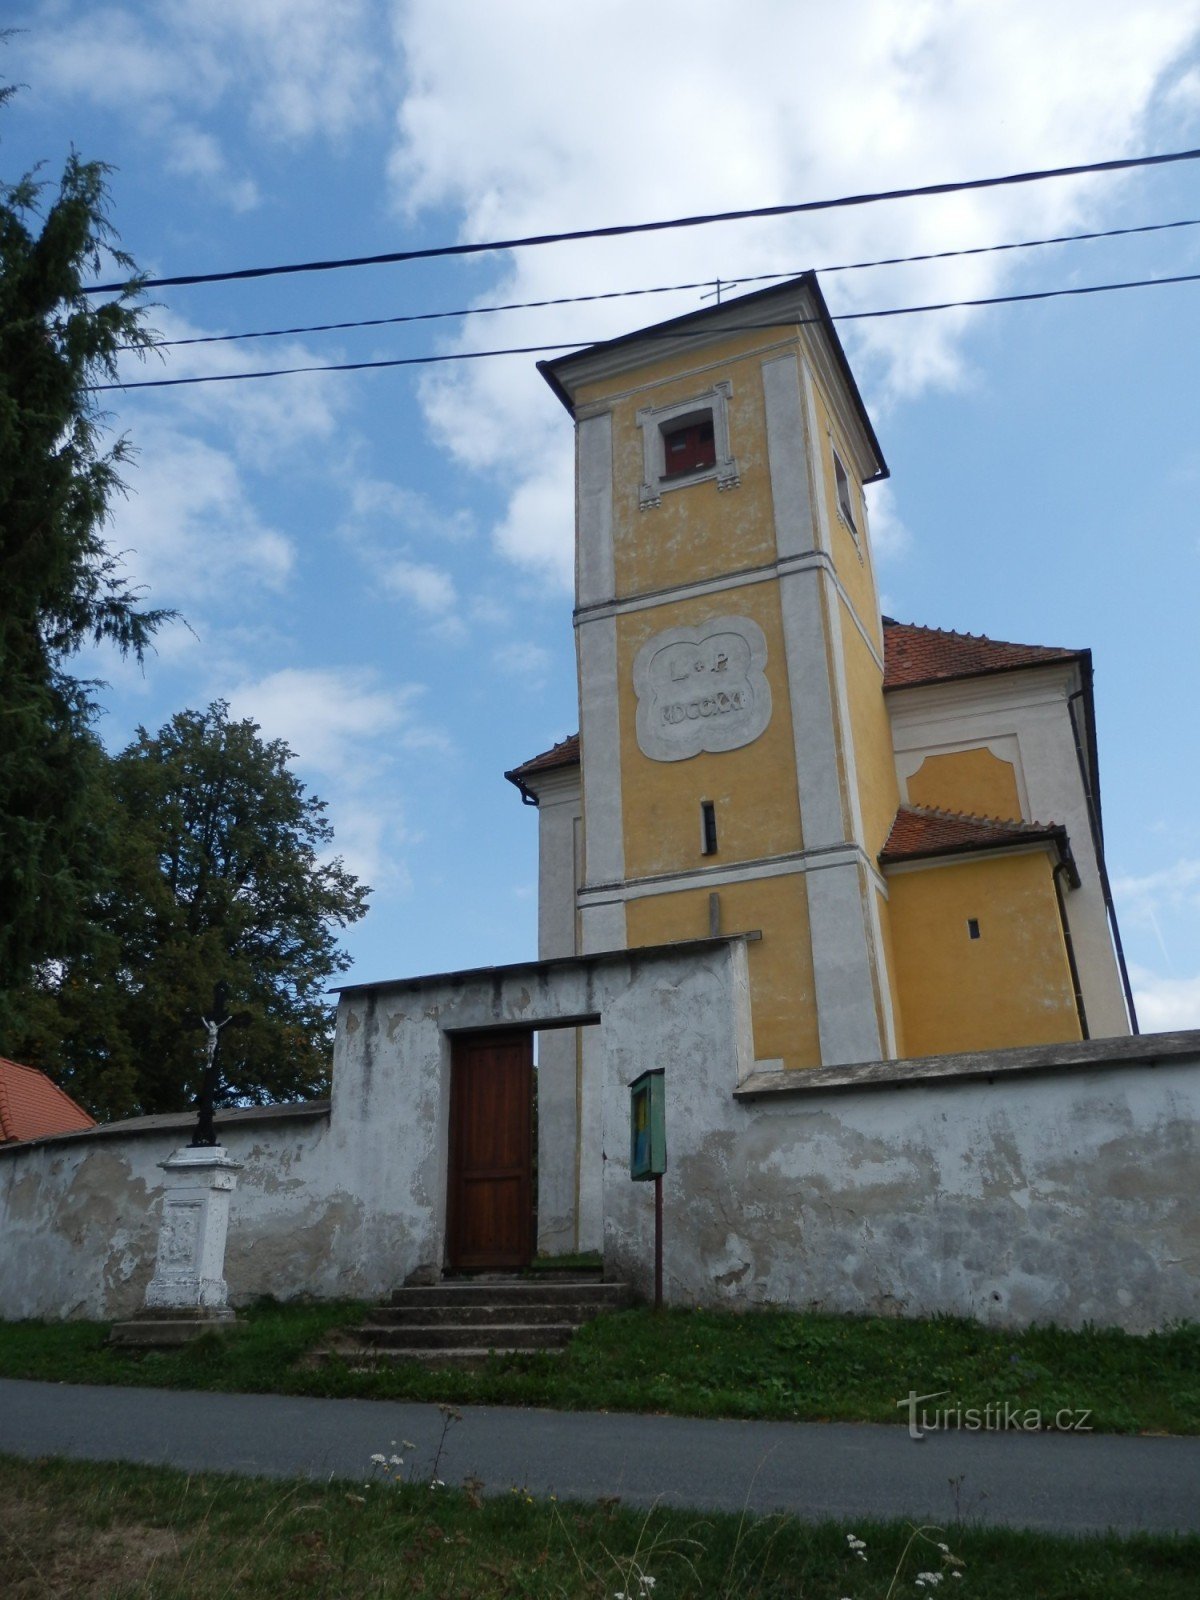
5,2,1200,1029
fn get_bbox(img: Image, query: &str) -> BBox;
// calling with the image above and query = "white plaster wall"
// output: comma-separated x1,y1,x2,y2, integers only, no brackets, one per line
602,1034,1200,1333
0,1110,351,1321
4,941,1193,1334
530,766,584,1253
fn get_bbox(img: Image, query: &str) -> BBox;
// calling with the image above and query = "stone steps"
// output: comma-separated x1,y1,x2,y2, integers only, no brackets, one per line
323,1273,629,1366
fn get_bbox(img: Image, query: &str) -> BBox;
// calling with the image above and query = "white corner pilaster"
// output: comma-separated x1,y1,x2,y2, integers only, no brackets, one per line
778,568,846,849
762,352,817,558
577,412,615,607
577,613,626,894
806,862,885,1065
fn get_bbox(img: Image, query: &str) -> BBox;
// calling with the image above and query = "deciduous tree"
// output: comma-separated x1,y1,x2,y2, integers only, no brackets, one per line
13,703,370,1119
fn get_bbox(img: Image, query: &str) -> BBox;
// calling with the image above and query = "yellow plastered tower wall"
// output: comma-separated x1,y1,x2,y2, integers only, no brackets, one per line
509,273,1135,1250
540,274,900,1071
511,273,1136,1095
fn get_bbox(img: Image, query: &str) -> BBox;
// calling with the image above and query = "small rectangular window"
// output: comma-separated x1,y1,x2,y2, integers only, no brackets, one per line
833,449,858,535
662,415,716,478
700,800,718,856
967,918,981,940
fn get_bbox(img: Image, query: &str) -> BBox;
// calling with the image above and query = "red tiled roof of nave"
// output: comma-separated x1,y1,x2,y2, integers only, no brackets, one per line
879,805,1070,866
0,1056,96,1144
881,618,1079,690
505,621,1080,780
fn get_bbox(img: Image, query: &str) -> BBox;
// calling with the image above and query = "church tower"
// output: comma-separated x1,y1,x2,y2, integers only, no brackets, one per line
538,273,901,1070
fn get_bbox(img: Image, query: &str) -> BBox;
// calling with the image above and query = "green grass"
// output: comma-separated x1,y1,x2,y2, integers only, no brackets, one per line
523,1249,604,1274
2,1453,1197,1598
1,1300,1197,1436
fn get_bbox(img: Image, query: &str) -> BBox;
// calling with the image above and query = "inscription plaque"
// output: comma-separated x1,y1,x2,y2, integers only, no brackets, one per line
633,615,772,762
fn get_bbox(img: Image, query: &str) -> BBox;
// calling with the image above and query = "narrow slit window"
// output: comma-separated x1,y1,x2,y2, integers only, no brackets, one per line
967,918,981,940
833,449,858,534
700,800,719,856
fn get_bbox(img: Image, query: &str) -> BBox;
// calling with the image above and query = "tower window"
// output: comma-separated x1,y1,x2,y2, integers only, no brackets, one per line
662,414,716,478
967,918,981,940
833,449,858,535
636,381,739,509
700,800,719,856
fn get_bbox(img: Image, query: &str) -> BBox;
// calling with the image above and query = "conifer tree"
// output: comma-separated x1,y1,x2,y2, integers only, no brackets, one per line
1,95,167,1005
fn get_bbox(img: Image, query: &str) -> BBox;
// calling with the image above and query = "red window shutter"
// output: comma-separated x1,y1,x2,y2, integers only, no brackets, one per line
662,417,716,476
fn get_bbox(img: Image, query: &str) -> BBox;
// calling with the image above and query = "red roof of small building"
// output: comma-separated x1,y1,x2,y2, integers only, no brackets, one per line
879,806,1074,876
882,618,1079,690
0,1057,96,1144
505,734,581,787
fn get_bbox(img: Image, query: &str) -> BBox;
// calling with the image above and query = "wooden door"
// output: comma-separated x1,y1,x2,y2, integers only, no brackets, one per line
447,1031,534,1270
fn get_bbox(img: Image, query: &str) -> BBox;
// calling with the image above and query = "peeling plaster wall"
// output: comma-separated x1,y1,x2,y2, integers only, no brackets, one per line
0,938,756,1322
3,938,1196,1334
602,1038,1200,1333
0,1112,357,1321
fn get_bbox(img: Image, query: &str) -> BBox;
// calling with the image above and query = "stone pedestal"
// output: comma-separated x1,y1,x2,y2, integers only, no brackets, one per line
110,1145,241,1346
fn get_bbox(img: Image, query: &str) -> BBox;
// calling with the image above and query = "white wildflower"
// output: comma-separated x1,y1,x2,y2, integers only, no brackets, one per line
389,1455,404,1466
369,1453,386,1465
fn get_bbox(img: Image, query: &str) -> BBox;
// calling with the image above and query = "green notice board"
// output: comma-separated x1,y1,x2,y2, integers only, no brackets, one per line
629,1068,666,1180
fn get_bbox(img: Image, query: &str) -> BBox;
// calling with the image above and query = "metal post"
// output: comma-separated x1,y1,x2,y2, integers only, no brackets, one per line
654,1172,663,1313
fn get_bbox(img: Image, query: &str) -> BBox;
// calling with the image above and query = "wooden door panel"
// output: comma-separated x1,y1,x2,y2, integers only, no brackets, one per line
448,1032,533,1270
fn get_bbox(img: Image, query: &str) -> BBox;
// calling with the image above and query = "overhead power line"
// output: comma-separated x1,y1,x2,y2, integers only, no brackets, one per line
85,145,1200,296
89,267,1200,392
148,215,1200,352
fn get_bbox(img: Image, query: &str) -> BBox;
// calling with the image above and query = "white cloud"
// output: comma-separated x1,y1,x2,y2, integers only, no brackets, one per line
225,666,427,775
223,665,447,890
121,309,347,467
163,125,260,213
388,1,1200,583
382,559,457,616
1128,966,1200,1033
347,479,475,545
1112,858,1200,923
107,422,294,609
864,482,911,564
490,455,575,591
23,0,384,144
493,641,551,687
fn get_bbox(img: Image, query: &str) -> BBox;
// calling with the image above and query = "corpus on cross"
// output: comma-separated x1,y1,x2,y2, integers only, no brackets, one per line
187,980,251,1147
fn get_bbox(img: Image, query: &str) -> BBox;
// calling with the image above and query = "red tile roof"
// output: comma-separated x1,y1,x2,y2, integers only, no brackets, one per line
0,1057,96,1144
880,806,1074,875
506,622,1081,785
882,618,1079,690
505,734,581,788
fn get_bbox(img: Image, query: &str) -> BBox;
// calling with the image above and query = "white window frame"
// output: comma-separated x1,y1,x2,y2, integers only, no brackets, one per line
832,445,861,545
636,381,739,510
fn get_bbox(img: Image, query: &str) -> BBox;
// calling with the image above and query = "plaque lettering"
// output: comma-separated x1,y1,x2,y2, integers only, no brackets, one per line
633,616,771,762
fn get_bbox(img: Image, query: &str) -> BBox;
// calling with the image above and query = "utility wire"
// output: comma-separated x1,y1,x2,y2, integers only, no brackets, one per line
89,267,1200,392
85,145,1200,295
147,215,1200,351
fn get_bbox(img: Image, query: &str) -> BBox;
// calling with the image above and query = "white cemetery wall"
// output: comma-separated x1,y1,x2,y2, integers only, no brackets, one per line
0,1106,349,1320
601,1031,1200,1333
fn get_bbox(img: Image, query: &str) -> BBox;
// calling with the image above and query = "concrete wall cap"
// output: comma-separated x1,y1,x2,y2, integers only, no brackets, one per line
734,1029,1200,1098
0,1098,331,1159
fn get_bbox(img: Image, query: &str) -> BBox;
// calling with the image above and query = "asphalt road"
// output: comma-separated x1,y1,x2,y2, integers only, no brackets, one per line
2,1378,1198,1536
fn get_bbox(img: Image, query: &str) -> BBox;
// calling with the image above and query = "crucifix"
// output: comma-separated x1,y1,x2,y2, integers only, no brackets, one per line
186,980,252,1147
